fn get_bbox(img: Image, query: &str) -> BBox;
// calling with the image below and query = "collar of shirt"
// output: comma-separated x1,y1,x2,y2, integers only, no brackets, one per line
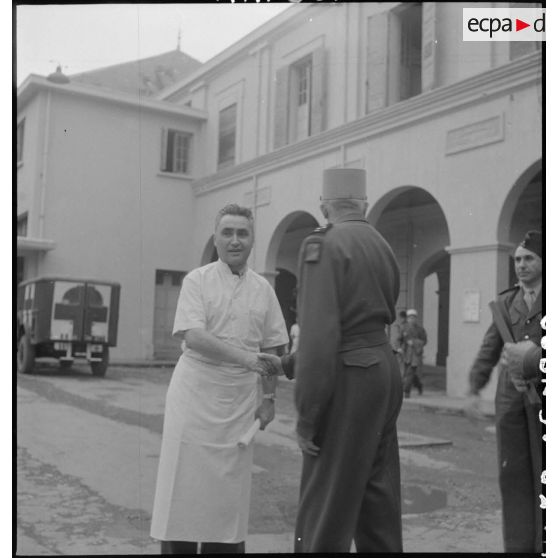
334,212,368,224
519,281,542,299
216,258,248,278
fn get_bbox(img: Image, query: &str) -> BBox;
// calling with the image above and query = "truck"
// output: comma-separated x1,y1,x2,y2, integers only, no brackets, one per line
16,277,120,377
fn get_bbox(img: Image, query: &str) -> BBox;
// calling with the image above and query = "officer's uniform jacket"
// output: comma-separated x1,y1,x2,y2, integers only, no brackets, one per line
294,213,400,439
469,284,543,396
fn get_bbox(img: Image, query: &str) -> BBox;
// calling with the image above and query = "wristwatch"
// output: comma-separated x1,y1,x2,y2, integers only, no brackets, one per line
263,393,276,401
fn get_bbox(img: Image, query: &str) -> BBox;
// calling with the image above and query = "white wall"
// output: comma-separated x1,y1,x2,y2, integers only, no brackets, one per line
33,91,201,359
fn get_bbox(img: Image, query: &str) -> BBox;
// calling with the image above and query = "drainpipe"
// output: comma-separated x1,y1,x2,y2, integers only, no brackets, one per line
344,2,350,124
38,90,52,239
251,174,258,270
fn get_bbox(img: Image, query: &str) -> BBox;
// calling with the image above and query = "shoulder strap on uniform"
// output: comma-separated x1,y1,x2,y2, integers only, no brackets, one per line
311,223,333,235
498,284,520,296
302,224,332,264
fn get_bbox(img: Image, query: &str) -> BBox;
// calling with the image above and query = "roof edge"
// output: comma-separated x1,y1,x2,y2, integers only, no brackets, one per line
157,3,314,100
17,75,208,119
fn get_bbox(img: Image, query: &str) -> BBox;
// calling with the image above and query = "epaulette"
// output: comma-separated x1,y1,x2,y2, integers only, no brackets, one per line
498,284,521,296
303,224,332,263
312,223,333,235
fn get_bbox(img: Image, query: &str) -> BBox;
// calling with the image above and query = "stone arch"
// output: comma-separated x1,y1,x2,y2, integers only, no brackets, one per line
265,211,320,277
496,159,542,286
200,236,217,266
414,250,450,369
370,186,450,377
497,158,543,246
265,211,319,329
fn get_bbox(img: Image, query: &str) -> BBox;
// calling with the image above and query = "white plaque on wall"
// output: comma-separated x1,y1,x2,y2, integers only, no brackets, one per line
463,290,481,323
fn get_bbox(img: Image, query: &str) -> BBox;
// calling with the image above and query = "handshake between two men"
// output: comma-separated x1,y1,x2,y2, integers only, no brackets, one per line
249,352,295,380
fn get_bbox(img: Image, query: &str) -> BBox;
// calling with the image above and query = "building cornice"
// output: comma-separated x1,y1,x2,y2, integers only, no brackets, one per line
192,52,541,197
445,243,515,255
17,75,208,120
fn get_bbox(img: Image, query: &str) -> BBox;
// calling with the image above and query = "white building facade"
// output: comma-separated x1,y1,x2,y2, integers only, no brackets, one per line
17,3,542,398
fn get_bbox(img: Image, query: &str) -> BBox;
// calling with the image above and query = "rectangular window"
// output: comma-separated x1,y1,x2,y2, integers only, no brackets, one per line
155,269,187,286
17,119,25,164
17,257,25,285
218,104,237,169
397,3,423,102
17,213,28,237
161,129,191,174
274,47,327,149
293,57,312,142
296,59,311,107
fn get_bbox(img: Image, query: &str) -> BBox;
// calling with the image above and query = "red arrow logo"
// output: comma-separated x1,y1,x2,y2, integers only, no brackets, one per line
516,18,530,31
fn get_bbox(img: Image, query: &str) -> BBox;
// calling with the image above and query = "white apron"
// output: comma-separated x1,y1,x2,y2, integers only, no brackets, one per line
150,353,257,542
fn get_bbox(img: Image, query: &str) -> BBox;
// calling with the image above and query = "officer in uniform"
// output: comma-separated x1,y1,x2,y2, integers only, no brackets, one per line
466,230,543,553
292,168,403,553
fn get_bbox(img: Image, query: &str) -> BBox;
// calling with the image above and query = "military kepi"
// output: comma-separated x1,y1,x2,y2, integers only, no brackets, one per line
322,168,367,200
519,230,542,258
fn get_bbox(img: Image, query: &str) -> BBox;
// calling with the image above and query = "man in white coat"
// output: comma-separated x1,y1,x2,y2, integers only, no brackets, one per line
150,204,289,554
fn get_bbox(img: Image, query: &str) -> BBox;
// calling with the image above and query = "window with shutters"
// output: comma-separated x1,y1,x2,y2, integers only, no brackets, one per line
17,119,25,165
160,129,191,174
293,56,312,142
273,47,327,149
509,2,543,60
399,5,422,101
17,213,28,237
218,103,237,169
17,257,25,285
366,4,423,114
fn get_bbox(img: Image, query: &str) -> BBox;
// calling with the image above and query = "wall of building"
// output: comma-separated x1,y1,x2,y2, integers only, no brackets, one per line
24,90,201,359
187,55,541,397
17,93,45,235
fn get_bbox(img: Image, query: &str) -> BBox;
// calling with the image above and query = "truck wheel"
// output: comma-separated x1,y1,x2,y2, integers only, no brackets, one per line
17,334,35,374
91,347,109,377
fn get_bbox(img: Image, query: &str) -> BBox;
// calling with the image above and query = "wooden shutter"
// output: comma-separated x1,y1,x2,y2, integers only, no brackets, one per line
366,12,389,113
310,46,327,136
160,127,168,171
421,3,437,92
273,66,289,149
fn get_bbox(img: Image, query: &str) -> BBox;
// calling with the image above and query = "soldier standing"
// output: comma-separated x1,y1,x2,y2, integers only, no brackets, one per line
400,308,427,398
293,168,403,553
390,310,407,376
465,230,543,553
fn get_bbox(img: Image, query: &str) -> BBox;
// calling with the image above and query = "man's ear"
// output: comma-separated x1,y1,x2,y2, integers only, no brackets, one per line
320,202,328,219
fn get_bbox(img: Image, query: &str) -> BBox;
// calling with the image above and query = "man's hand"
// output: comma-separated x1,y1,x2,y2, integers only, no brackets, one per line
257,353,284,376
297,433,320,456
245,354,274,377
464,394,486,422
255,400,275,430
501,340,536,392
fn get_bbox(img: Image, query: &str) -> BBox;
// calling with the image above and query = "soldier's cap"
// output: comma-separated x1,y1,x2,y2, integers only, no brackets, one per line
519,230,542,258
406,309,418,317
322,168,367,201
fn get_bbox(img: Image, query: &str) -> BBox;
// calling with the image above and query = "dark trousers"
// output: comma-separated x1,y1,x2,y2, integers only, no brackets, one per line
294,344,403,553
495,369,543,553
403,363,422,395
161,540,245,554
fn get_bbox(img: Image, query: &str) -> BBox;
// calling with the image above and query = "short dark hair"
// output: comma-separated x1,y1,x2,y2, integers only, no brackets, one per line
399,310,407,318
215,204,254,230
